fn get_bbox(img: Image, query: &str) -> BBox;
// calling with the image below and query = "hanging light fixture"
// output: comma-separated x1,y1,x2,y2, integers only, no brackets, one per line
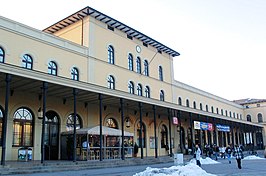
38,107,43,119
125,117,130,128
125,103,130,128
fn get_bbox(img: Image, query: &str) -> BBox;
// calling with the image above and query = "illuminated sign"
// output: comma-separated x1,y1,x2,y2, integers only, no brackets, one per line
173,117,178,125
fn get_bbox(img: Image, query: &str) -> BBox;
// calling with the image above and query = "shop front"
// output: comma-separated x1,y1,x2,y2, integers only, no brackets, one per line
61,126,134,160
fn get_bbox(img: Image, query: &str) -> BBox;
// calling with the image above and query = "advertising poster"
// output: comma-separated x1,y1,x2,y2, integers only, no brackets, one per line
149,137,155,149
194,121,201,129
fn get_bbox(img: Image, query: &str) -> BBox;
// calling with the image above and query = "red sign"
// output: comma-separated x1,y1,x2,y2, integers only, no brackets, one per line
208,123,213,131
172,117,178,125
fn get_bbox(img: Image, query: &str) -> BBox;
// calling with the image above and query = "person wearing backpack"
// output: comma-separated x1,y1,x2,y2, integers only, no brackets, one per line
225,145,232,164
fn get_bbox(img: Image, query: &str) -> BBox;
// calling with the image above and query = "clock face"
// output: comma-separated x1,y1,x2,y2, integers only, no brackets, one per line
136,45,141,53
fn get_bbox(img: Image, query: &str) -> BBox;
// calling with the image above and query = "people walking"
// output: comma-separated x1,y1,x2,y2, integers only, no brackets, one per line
213,144,219,160
195,144,201,167
220,146,226,159
234,145,243,169
225,145,232,164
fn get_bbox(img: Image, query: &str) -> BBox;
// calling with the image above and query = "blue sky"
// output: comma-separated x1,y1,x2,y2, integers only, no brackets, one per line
2,0,266,100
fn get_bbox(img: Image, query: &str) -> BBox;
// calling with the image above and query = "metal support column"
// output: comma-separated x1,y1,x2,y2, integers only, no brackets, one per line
178,110,183,153
139,102,143,159
73,88,78,162
98,94,103,161
41,81,48,164
120,98,125,160
1,74,11,166
153,105,158,158
189,112,194,153
168,108,173,157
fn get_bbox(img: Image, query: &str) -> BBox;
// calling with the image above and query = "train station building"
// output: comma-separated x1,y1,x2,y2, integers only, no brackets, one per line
0,6,264,164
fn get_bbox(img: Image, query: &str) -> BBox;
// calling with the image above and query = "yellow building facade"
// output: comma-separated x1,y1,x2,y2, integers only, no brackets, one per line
0,7,264,163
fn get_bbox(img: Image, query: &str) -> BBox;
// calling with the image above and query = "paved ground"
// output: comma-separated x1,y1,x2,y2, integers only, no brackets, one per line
202,158,266,176
6,157,266,176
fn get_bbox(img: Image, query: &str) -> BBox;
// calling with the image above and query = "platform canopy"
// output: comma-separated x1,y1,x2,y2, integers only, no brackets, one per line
61,125,134,137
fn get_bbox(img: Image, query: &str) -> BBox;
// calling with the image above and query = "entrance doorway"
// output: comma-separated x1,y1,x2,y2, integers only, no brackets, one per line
44,111,60,160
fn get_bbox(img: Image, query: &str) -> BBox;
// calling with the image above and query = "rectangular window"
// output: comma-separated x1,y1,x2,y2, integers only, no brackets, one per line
23,122,33,146
143,42,148,47
107,25,114,31
13,122,22,146
13,121,33,146
127,35,133,40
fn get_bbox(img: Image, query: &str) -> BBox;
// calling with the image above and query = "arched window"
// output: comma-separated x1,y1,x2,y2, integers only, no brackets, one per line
137,121,146,148
221,109,224,115
178,97,182,105
211,106,214,113
160,125,168,148
230,111,232,117
0,107,3,146
136,57,141,74
193,101,196,109
128,54,133,71
186,99,190,107
206,105,209,112
200,103,203,110
105,118,118,129
137,84,142,96
13,108,33,146
216,108,219,114
160,90,165,101
159,66,163,81
108,45,114,64
225,110,228,116
247,115,252,122
22,54,33,69
0,47,4,63
66,114,82,131
128,81,134,94
107,75,115,89
71,67,79,81
233,112,236,118
144,60,149,76
258,113,263,123
145,86,150,98
48,61,57,76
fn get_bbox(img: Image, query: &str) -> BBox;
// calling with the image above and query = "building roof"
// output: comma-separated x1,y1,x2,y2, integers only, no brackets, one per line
233,98,266,105
43,6,180,57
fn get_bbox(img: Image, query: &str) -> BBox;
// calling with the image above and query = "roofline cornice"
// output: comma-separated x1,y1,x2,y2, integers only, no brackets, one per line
43,6,180,57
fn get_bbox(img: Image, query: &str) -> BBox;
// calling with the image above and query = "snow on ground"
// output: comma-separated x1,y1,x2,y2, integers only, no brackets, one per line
133,163,216,176
243,155,265,160
188,157,220,165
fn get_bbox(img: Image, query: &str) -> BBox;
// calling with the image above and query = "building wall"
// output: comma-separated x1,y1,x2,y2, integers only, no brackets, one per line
53,20,83,46
243,102,266,144
0,13,264,161
0,23,89,83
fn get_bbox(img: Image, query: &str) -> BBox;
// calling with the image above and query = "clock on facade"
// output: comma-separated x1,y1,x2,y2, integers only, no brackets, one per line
136,45,141,53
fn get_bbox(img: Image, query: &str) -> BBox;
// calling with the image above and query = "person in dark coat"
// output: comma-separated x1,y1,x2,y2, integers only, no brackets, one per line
133,142,139,157
234,145,243,169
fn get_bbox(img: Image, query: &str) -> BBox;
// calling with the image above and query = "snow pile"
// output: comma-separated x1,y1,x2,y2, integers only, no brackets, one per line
243,155,265,160
188,157,220,165
133,163,216,176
